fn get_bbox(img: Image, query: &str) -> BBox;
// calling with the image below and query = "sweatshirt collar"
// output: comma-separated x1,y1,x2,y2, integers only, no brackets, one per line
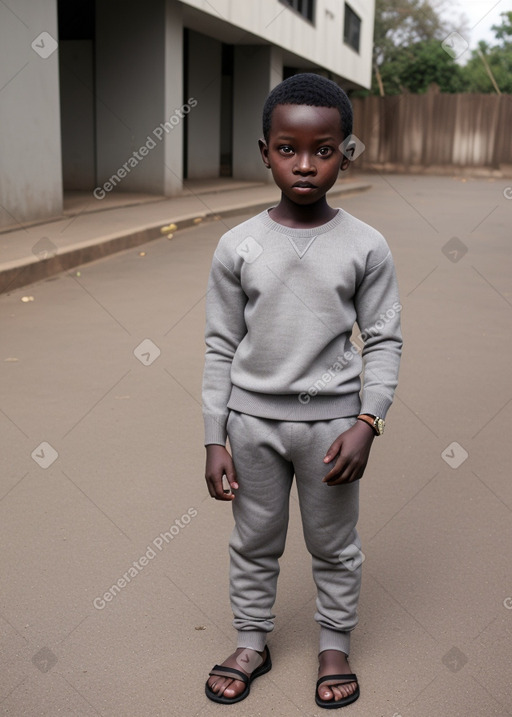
261,208,344,238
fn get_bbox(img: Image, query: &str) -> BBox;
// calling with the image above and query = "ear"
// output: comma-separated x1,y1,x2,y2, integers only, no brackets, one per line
259,138,271,168
339,155,350,172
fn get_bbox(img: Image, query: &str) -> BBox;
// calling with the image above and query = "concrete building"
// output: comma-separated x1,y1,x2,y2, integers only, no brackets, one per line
0,0,375,228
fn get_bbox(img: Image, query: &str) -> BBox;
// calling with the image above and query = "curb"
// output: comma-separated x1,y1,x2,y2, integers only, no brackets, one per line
0,182,371,294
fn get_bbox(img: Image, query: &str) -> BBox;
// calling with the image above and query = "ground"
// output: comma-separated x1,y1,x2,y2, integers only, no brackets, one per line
1,175,511,716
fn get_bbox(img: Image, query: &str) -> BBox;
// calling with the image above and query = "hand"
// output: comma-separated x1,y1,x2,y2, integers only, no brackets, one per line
205,444,239,500
322,420,375,485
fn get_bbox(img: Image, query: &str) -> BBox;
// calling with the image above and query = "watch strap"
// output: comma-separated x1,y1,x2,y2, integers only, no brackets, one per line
357,414,378,435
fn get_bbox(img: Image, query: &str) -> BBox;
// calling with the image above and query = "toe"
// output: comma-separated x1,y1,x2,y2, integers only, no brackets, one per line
332,685,343,701
222,679,245,699
334,681,356,701
209,676,227,694
318,685,334,702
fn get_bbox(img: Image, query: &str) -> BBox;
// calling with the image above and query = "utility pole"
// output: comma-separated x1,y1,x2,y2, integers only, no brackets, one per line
477,49,501,95
374,63,385,97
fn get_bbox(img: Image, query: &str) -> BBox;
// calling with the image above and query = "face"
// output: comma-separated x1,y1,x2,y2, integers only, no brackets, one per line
259,104,349,205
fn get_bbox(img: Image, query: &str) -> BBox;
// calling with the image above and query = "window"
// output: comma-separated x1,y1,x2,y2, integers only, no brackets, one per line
279,0,315,23
343,3,361,53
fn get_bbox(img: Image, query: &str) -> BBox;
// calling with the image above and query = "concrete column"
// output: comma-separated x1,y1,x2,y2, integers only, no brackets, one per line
186,31,221,180
0,0,62,228
95,0,183,198
163,0,184,196
232,45,282,182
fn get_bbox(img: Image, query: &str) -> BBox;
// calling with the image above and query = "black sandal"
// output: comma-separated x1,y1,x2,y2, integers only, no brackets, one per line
315,673,360,709
205,646,272,704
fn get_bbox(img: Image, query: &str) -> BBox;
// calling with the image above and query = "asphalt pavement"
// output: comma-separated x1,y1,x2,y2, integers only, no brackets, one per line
1,174,511,716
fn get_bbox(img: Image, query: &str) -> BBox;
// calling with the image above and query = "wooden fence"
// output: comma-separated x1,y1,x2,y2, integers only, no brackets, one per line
351,92,512,172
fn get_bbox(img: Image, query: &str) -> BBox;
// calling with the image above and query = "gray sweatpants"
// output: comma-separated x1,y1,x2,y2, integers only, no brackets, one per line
226,409,363,657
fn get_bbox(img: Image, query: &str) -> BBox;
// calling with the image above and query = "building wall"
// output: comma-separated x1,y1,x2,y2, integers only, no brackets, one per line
0,0,62,228
180,0,375,89
95,0,166,195
0,0,375,227
232,45,283,182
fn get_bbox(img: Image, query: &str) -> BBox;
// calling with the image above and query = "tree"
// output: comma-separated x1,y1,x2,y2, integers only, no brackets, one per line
357,0,468,96
373,0,449,66
461,12,512,94
377,39,465,95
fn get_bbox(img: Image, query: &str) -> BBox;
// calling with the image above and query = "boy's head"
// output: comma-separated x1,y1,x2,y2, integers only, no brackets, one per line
262,73,353,144
259,74,354,209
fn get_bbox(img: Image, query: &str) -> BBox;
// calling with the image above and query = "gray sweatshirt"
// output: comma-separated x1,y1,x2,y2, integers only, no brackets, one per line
202,208,402,446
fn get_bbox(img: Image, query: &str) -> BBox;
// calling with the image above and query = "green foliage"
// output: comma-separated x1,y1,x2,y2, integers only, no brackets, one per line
460,12,512,93
373,0,450,66
363,3,512,95
357,0,465,96
376,40,464,94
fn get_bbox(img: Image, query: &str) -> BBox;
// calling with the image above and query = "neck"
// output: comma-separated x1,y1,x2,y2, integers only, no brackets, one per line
270,194,337,228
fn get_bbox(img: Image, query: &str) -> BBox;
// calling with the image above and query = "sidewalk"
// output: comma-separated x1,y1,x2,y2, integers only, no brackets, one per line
0,176,371,294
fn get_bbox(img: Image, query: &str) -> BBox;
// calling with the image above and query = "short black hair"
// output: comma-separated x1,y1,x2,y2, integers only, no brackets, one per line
262,73,353,143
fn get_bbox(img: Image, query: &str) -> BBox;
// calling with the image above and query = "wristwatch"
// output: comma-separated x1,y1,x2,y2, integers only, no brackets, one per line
357,414,385,436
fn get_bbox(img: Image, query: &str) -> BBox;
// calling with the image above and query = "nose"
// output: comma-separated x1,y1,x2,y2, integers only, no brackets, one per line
294,152,316,175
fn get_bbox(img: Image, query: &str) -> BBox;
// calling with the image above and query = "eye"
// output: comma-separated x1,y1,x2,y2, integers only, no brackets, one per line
278,145,294,155
317,146,334,157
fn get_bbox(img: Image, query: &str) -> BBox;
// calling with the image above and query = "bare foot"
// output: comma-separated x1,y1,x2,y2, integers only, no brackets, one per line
207,647,267,700
317,649,358,704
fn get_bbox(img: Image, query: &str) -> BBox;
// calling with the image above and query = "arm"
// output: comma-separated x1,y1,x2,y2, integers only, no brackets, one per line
202,253,247,499
322,251,402,485
353,251,403,419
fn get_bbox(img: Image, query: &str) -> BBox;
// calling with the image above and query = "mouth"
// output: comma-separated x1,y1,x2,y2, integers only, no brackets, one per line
292,181,317,188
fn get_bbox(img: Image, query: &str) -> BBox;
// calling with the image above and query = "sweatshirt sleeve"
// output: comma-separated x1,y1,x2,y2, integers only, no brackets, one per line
202,253,248,445
354,251,403,419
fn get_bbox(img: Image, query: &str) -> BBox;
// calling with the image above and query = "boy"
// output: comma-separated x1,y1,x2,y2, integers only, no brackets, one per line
202,73,402,708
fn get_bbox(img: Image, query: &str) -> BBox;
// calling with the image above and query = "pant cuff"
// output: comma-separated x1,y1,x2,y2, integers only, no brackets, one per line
319,627,351,656
236,630,267,652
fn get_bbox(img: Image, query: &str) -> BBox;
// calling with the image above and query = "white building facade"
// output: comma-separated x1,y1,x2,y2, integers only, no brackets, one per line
0,0,375,228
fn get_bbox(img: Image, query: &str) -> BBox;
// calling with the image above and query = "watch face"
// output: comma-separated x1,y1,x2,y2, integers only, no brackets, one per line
375,418,385,435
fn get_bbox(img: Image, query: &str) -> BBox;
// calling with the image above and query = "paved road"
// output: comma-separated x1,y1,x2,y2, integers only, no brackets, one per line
1,174,511,716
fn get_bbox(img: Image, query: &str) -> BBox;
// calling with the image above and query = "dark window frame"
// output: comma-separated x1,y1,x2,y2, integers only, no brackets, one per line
343,2,361,53
278,0,315,25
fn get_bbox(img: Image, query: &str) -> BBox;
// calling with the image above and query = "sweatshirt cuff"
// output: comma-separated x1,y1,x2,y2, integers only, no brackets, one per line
359,390,393,420
203,414,228,446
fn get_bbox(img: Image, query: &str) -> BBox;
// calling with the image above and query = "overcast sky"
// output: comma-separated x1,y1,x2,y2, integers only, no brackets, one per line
441,0,512,48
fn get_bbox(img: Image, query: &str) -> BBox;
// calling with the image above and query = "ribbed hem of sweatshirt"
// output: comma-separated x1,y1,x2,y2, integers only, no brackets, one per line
203,414,227,446
236,630,268,652
319,627,351,656
227,386,361,421
359,390,393,420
